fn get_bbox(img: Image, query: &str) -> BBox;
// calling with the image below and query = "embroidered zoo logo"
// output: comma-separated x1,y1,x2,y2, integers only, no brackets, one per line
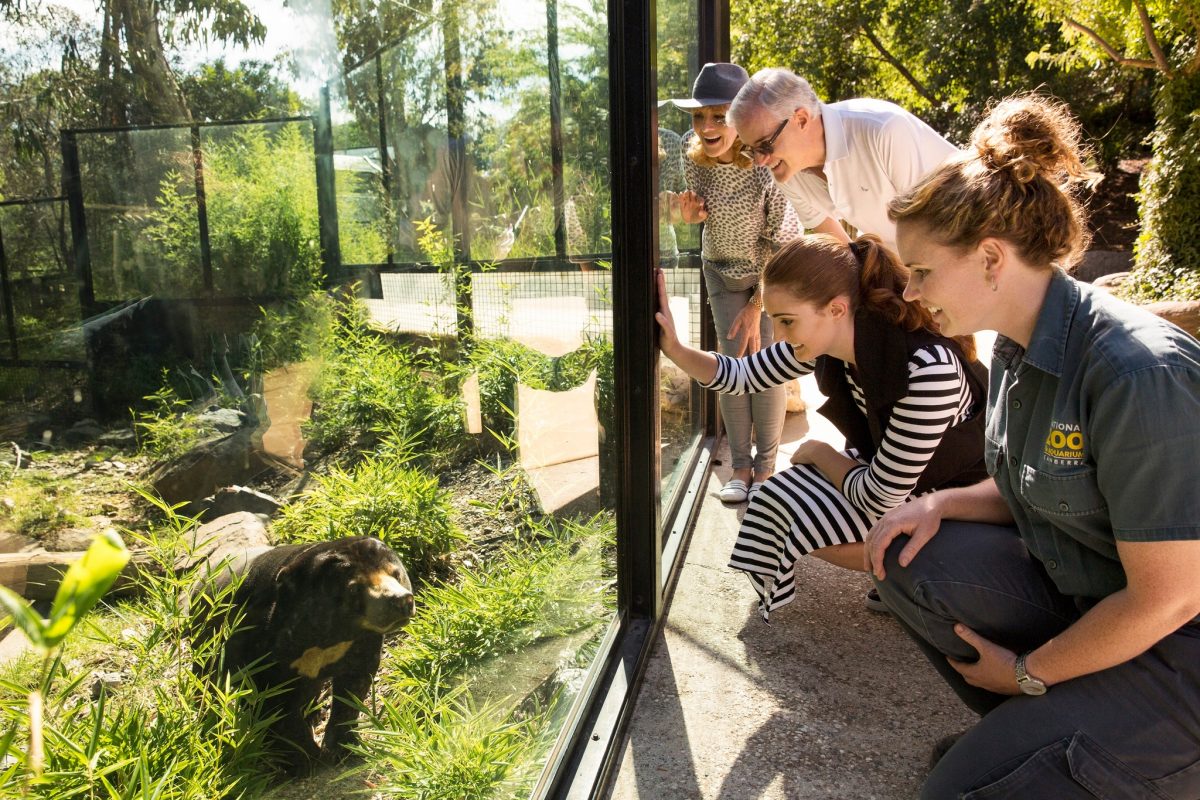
1043,421,1084,464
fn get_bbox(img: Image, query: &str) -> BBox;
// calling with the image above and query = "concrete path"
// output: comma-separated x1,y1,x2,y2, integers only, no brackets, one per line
604,369,980,800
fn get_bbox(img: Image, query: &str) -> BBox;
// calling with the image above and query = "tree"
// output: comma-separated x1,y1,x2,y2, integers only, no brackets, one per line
1030,0,1200,298
180,58,303,122
95,0,266,125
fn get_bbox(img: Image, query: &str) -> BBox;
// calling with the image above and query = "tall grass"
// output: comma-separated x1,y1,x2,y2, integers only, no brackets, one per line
304,310,467,464
272,451,465,580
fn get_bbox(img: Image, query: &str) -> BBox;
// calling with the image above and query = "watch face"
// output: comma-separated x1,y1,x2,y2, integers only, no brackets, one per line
1019,679,1047,696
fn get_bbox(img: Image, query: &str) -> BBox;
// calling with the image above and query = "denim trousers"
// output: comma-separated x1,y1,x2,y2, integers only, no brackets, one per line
703,266,786,473
874,521,1200,799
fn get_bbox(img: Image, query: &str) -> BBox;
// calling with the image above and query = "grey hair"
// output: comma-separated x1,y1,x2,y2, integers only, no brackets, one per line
728,68,821,130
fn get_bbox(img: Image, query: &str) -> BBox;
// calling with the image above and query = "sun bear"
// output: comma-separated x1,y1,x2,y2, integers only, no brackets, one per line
190,536,414,771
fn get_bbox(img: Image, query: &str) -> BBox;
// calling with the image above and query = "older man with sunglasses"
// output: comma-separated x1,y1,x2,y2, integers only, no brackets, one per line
728,68,955,251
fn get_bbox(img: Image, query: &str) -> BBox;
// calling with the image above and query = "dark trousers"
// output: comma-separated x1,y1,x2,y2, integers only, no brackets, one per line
874,522,1200,799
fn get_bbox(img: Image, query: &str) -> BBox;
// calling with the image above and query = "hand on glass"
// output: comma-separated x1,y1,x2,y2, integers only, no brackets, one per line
677,190,708,224
947,625,1021,695
654,268,680,354
863,493,943,579
727,303,762,357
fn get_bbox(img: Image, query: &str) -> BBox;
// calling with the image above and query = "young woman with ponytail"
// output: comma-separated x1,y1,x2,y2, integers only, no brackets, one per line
655,233,988,622
866,95,1200,799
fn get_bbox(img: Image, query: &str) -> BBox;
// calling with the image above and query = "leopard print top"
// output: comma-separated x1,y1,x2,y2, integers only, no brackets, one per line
683,131,802,285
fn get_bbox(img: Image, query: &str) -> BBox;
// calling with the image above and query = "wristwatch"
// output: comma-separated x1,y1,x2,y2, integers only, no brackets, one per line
1014,650,1047,696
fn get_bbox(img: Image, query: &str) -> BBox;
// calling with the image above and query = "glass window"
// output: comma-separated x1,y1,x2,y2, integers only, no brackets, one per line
656,0,704,516
0,0,619,795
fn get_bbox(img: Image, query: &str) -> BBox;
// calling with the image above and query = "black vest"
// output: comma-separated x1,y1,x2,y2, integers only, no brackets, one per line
813,308,989,495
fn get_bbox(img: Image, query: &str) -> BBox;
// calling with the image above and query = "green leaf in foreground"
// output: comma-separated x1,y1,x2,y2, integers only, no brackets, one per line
42,530,131,649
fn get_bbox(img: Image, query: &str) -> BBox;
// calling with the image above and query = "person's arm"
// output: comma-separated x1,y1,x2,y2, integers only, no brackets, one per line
655,270,811,392
844,346,966,515
812,216,851,244
655,268,719,382
950,538,1200,694
864,478,1014,579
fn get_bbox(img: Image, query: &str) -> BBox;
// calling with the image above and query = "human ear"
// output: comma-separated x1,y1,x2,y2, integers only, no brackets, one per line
827,297,850,319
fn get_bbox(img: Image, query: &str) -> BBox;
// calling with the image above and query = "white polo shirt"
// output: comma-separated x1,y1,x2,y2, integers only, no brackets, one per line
778,99,957,251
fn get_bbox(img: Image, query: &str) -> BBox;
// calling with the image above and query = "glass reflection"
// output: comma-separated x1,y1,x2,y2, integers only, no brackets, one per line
655,0,703,514
0,0,615,795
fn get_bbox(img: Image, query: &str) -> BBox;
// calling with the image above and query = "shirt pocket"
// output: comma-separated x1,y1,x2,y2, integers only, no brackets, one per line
1019,464,1108,519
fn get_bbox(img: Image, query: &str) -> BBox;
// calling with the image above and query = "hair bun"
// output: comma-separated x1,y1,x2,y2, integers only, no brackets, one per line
971,95,1093,187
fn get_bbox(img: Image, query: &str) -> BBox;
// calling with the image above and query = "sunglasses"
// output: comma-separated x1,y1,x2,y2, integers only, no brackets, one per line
739,118,789,160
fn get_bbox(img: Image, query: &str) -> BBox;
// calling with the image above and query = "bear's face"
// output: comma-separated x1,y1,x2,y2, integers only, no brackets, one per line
277,537,415,636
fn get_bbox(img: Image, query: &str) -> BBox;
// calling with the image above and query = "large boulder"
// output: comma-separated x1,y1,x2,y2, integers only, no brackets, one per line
147,428,269,511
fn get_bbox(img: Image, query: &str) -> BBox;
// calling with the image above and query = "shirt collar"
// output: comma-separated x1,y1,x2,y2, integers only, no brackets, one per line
819,102,848,167
994,268,1078,376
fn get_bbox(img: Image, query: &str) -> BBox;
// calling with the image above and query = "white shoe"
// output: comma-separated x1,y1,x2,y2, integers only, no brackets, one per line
747,480,765,502
719,478,749,503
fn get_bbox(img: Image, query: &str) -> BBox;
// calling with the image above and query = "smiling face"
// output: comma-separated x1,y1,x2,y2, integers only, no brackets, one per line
763,284,846,360
735,104,821,183
691,104,738,162
896,222,990,337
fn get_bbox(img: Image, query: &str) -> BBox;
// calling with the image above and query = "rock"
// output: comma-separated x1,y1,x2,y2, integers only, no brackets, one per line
175,511,272,575
90,670,125,700
194,486,282,520
98,428,138,448
0,545,149,601
1091,271,1128,291
196,408,245,433
43,527,102,553
1144,300,1200,339
62,420,104,446
147,428,268,509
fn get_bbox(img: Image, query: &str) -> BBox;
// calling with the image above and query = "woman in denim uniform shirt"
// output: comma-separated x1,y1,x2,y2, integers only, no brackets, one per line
866,95,1200,799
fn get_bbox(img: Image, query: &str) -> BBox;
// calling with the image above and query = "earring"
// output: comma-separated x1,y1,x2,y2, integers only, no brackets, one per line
990,278,998,292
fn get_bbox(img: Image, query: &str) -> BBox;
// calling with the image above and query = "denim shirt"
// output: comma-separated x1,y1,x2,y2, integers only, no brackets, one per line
986,270,1200,603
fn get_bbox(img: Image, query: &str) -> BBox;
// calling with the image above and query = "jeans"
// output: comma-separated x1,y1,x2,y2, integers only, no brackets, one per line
874,522,1200,799
703,266,786,473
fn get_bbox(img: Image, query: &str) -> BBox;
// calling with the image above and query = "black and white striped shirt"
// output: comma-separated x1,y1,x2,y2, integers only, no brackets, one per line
702,341,974,517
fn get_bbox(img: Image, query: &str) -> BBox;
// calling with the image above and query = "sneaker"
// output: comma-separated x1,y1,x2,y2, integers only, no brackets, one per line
747,480,765,502
719,478,749,504
864,588,889,613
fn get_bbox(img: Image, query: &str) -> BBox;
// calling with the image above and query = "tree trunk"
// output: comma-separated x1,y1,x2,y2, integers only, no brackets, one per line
101,0,192,124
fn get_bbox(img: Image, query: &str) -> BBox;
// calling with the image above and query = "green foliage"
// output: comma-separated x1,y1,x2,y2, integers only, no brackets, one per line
303,308,467,460
386,517,614,694
180,58,302,123
272,452,465,579
358,687,554,800
248,292,336,372
132,377,214,460
144,123,322,298
1126,61,1200,300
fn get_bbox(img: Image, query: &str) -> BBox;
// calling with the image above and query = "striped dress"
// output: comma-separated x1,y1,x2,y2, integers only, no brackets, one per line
702,340,976,621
